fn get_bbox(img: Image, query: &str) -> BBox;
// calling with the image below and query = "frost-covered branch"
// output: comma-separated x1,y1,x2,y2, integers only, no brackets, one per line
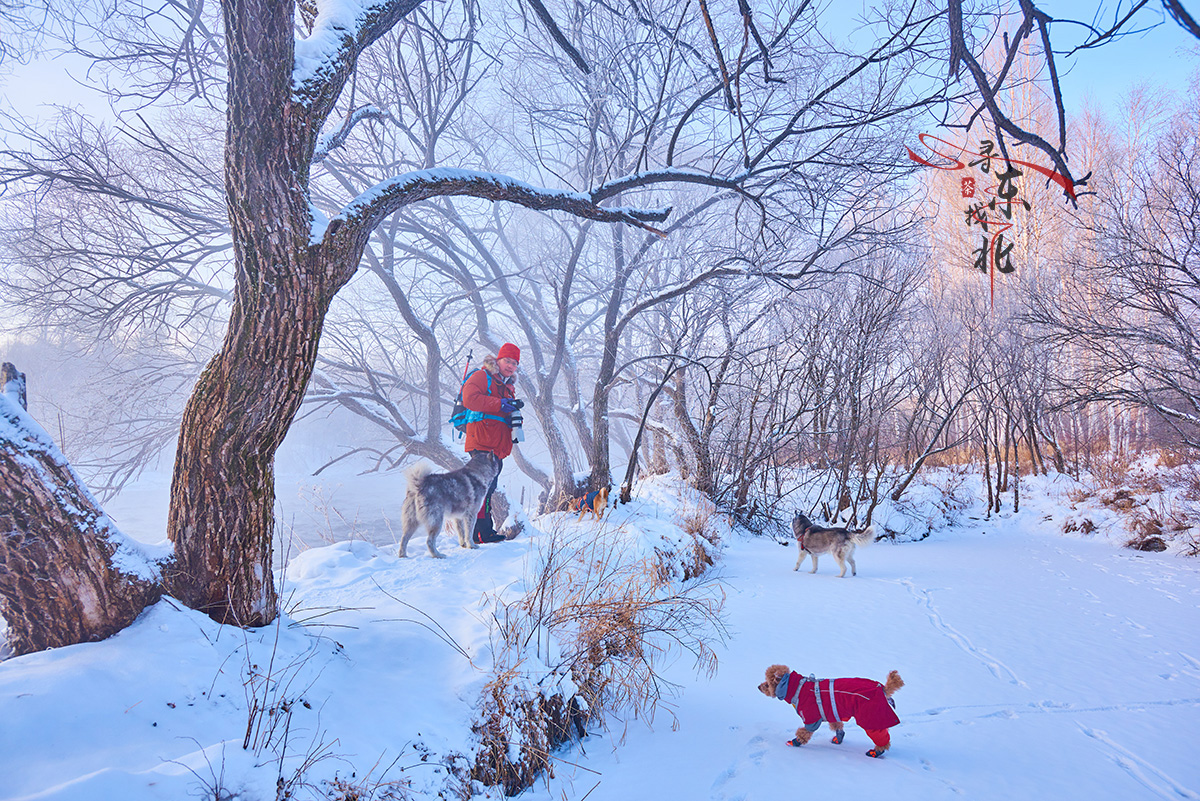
292,0,426,116
321,168,673,248
313,104,394,163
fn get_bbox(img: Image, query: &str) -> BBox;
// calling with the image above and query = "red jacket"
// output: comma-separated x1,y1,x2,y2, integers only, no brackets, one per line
777,672,900,731
462,357,516,460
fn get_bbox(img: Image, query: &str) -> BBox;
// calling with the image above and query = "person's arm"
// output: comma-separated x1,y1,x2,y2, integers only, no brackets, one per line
462,371,504,415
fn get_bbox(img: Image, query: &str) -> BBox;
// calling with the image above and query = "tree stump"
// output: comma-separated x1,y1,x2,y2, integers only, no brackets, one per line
0,367,163,657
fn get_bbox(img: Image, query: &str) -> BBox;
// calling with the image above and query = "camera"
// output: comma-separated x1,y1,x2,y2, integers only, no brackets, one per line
510,408,525,442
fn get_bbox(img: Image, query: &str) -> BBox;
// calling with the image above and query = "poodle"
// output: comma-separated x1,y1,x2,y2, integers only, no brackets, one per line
758,664,904,757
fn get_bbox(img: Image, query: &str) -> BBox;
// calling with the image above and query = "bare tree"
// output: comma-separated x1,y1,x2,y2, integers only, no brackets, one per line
1026,92,1200,449
946,0,1200,204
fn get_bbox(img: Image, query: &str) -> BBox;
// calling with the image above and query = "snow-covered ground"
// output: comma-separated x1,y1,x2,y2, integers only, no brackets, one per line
2,467,1198,801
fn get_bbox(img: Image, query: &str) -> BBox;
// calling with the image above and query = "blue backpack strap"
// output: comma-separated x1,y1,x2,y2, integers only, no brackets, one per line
452,368,507,426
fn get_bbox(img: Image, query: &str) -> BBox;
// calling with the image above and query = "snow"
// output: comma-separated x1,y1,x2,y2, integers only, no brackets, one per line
2,467,1198,801
0,394,170,581
293,0,377,99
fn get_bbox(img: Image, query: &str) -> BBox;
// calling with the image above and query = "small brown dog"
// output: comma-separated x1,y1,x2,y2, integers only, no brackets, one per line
567,486,610,521
758,664,904,757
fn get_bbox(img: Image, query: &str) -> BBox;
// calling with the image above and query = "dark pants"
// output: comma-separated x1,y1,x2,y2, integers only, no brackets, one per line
469,450,506,543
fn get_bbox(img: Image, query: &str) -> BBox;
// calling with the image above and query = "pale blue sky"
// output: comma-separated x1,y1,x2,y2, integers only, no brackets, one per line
1045,0,1200,116
2,3,1197,136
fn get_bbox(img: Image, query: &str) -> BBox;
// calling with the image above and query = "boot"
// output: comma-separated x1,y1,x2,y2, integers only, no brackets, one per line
472,516,504,544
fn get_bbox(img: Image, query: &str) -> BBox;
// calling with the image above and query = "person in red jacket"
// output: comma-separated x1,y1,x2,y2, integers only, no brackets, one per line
461,342,523,543
758,664,904,757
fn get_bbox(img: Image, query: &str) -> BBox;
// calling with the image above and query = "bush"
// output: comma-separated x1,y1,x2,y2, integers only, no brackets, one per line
473,516,726,794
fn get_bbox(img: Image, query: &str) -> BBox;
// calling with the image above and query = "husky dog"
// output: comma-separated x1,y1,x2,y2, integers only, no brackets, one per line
791,513,875,577
400,452,501,558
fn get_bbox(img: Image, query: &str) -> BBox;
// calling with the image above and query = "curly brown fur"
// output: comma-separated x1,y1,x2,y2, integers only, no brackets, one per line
757,664,791,698
884,669,904,697
790,727,814,744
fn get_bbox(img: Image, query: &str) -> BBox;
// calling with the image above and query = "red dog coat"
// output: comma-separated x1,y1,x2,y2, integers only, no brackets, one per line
775,671,900,732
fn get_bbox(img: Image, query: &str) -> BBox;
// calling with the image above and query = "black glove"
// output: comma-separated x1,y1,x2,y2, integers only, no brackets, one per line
500,398,524,413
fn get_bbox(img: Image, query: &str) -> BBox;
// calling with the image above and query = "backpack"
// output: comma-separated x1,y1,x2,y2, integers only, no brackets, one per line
448,368,508,439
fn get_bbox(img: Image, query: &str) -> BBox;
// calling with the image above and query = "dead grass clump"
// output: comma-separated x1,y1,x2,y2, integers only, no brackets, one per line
324,775,410,801
653,538,713,583
1182,529,1200,557
1122,494,1198,554
1101,489,1139,511
1067,487,1092,505
1062,517,1097,535
1181,466,1200,501
474,521,726,794
471,671,584,797
660,503,724,581
1125,534,1169,552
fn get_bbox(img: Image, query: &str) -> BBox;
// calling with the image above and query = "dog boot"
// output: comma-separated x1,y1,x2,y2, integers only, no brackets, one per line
865,747,887,758
786,738,806,747
831,729,845,745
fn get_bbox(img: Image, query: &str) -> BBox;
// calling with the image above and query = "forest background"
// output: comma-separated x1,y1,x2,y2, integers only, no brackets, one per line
1,0,1200,646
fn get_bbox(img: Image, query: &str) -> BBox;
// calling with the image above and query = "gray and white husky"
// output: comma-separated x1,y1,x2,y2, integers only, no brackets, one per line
791,513,876,577
399,451,500,558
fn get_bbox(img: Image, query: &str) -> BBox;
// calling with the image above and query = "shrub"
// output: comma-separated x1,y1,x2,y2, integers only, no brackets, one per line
473,518,726,794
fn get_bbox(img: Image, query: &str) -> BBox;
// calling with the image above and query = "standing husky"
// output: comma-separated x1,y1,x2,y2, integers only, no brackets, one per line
400,452,501,558
791,513,875,577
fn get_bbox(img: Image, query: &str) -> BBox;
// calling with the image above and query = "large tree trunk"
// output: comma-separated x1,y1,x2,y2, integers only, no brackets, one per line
167,0,342,625
1,381,162,657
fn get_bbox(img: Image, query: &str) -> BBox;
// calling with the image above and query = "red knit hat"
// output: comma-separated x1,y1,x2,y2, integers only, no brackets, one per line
497,342,521,362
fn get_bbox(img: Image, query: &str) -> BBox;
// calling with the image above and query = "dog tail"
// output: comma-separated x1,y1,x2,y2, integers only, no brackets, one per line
884,670,904,697
853,524,877,546
404,461,435,487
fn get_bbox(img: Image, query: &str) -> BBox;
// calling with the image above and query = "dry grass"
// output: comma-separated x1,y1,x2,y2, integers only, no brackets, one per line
1061,459,1199,554
1061,516,1097,536
470,668,585,796
659,502,724,582
472,518,726,794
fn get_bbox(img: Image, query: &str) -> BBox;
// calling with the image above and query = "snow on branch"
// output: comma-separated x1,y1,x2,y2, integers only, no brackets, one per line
313,105,394,163
320,168,674,246
293,0,424,109
590,167,747,203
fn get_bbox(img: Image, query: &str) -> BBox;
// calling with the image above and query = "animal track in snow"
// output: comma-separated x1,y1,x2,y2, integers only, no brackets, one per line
710,734,770,800
1079,726,1200,800
901,580,1027,688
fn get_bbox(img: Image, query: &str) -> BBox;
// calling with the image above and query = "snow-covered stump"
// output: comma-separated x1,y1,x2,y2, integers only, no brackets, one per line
0,377,163,657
